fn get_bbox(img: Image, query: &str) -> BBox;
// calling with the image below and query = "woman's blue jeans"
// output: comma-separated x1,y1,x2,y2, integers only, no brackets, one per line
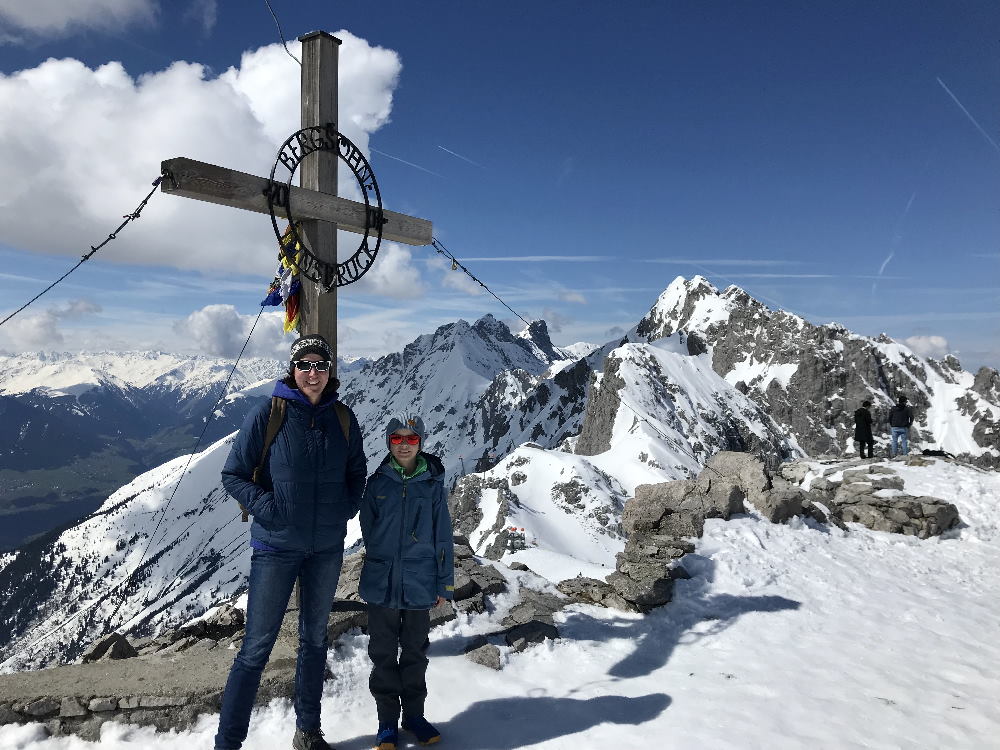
214,547,344,750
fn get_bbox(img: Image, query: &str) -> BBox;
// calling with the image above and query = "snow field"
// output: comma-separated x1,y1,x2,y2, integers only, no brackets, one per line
4,460,998,749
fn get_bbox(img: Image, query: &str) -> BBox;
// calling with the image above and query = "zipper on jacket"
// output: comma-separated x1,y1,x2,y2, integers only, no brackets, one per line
310,408,319,551
396,478,407,608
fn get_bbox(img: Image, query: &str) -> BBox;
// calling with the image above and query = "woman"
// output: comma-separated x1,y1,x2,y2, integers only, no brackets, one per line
215,334,367,750
360,415,454,750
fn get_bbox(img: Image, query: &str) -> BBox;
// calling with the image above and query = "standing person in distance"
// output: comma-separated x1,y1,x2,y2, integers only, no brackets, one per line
854,399,874,459
360,415,454,750
215,334,367,750
887,394,914,457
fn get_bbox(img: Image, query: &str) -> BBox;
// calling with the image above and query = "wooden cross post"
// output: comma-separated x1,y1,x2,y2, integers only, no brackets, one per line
297,31,338,362
160,30,432,377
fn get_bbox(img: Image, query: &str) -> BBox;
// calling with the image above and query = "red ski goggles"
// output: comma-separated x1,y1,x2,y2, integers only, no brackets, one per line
389,434,421,445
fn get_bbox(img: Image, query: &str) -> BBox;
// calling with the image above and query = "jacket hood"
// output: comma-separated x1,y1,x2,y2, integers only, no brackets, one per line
272,379,339,409
375,451,445,480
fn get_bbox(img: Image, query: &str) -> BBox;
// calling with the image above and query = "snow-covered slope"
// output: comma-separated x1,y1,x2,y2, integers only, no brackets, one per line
0,434,253,672
338,316,585,479
3,459,999,749
449,335,795,576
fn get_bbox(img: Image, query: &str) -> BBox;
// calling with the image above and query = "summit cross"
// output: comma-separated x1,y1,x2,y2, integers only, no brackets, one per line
159,30,432,371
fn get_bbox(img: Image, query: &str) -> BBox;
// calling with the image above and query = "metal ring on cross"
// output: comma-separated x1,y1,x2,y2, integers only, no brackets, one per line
264,123,384,288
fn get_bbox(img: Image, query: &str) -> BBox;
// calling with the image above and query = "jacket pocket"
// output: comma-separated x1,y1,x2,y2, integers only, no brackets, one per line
359,556,391,605
401,557,438,608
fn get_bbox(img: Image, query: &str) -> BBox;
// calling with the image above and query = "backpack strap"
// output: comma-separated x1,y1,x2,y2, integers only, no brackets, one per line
244,397,287,523
334,401,351,443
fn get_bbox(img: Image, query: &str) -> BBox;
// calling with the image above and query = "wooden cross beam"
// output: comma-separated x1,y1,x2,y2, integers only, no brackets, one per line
158,31,432,369
159,157,432,247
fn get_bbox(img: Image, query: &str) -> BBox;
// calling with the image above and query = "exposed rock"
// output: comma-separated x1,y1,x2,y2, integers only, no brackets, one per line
501,589,565,628
77,716,109,742
702,451,771,508
23,697,60,717
59,697,87,717
504,620,559,651
464,643,502,670
556,576,630,610
88,697,116,712
779,462,811,484
454,594,487,615
335,552,365,601
429,599,457,628
606,570,674,613
754,487,804,524
181,603,245,641
575,357,627,456
80,632,137,663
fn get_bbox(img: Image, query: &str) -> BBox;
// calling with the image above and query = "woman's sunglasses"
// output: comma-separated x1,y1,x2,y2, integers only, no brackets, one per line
389,434,421,445
293,360,332,372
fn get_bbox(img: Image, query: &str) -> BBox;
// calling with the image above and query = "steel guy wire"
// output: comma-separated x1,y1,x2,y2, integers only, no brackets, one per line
430,238,533,330
19,306,267,657
0,176,163,329
263,0,302,66
103,305,269,631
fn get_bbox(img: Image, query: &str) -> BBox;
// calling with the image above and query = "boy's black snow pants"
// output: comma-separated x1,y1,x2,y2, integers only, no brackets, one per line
367,605,431,727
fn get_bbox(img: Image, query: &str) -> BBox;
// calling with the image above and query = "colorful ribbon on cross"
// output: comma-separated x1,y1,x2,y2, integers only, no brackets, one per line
261,224,303,333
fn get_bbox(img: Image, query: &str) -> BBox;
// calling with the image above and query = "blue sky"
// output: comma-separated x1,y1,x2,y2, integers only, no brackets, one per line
0,1,997,370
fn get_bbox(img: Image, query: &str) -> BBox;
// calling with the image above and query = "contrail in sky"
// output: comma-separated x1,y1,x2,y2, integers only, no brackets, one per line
936,77,1000,157
872,189,918,296
370,148,443,177
437,146,485,168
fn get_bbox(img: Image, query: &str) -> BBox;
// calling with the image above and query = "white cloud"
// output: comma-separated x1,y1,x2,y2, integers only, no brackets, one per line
0,32,401,277
1,298,102,349
903,335,950,360
558,290,586,304
351,243,426,299
541,308,572,333
0,0,155,37
173,304,287,358
428,256,484,296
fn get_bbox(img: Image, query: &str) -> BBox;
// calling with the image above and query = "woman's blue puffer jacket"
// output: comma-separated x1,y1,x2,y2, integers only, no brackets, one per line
359,452,455,609
221,381,367,552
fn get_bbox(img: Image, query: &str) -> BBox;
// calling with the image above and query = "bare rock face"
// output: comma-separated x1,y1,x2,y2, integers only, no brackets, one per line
575,357,627,456
80,633,137,664
701,451,771,509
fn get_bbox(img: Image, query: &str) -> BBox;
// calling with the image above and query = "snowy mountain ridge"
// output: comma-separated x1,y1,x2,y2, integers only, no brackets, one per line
631,275,1000,465
1,276,998,673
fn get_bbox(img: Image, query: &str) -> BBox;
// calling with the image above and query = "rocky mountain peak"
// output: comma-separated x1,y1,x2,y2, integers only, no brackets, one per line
634,275,728,342
517,319,560,363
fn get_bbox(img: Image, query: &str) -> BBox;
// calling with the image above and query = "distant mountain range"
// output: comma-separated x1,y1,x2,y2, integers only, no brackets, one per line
1,276,996,671
0,353,287,551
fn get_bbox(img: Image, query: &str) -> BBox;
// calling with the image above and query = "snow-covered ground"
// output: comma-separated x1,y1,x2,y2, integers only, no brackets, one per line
3,458,998,749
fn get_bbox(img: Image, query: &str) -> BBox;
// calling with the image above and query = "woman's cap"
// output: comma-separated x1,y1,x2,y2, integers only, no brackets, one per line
290,334,332,362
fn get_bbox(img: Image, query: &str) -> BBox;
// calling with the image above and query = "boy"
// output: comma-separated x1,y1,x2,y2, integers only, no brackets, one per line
359,415,454,749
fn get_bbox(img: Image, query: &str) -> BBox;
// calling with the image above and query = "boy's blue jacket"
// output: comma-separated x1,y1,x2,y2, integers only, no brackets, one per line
221,381,367,552
359,452,455,609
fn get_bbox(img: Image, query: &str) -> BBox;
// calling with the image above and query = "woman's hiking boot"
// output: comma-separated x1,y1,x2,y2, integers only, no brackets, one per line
292,727,333,750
